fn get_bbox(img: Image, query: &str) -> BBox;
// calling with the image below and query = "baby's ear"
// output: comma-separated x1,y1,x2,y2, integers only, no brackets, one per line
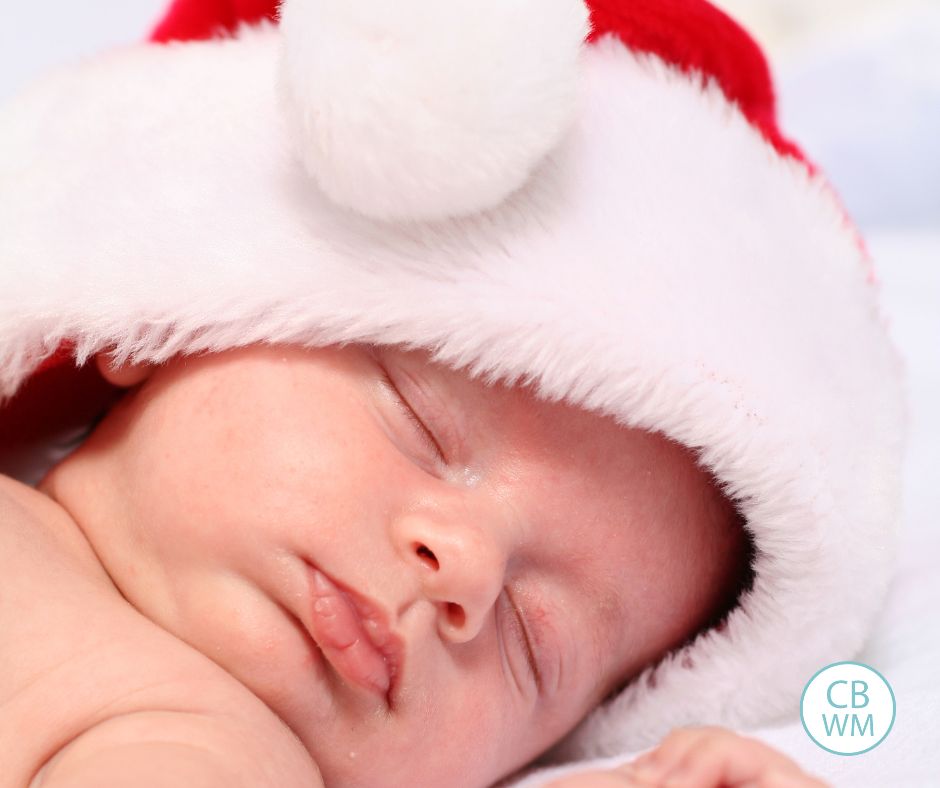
94,351,156,388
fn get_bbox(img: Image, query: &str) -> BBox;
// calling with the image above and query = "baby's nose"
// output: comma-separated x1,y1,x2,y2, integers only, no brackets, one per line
391,510,509,644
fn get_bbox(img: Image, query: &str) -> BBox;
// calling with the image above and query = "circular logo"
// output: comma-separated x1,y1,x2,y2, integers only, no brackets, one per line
800,661,896,755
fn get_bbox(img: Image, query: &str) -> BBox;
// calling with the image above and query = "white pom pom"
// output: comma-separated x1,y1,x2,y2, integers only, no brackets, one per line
278,0,591,222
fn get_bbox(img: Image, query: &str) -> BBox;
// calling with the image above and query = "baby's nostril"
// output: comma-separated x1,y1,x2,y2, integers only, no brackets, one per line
446,602,465,629
414,543,439,570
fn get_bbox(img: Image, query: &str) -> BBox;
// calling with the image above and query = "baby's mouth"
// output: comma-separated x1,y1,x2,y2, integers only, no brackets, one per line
301,560,404,707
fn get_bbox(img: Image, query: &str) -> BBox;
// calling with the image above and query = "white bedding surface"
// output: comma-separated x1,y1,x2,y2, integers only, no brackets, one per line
508,230,940,788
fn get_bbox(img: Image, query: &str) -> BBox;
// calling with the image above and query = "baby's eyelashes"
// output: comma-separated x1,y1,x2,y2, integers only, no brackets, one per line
377,364,447,470
500,587,543,696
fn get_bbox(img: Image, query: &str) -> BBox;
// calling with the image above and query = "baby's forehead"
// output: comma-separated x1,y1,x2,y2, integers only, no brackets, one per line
386,343,700,481
184,343,703,508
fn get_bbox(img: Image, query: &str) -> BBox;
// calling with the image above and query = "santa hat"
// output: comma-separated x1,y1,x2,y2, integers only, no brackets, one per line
0,0,907,766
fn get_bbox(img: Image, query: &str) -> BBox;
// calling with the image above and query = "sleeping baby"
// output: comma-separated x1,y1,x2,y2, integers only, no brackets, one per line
2,342,826,787
0,0,906,785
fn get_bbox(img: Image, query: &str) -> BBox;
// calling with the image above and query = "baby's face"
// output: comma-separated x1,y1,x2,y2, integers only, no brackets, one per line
40,343,744,787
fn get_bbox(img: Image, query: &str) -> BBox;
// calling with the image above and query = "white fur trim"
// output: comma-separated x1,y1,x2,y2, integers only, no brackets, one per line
0,27,907,761
277,0,591,222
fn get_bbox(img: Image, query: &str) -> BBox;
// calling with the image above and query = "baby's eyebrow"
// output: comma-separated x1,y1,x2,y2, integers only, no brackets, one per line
595,585,628,648
575,568,630,674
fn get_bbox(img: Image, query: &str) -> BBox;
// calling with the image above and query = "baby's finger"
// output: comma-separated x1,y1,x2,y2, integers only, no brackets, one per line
739,767,831,788
656,735,804,787
627,727,722,783
541,764,661,787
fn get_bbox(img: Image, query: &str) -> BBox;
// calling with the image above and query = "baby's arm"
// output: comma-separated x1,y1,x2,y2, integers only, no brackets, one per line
30,709,323,788
543,726,829,788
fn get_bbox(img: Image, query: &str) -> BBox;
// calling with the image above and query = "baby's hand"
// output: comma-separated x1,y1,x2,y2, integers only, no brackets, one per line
542,726,830,788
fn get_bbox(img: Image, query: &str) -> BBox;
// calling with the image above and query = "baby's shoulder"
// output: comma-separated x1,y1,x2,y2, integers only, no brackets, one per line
0,475,303,786
0,473,113,589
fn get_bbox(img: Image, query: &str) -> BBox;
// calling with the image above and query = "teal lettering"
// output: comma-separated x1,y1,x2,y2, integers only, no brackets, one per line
827,680,848,708
822,713,850,736
851,680,870,708
852,714,874,736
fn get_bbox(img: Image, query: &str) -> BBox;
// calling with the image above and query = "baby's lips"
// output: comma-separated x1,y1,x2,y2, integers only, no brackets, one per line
307,566,392,697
